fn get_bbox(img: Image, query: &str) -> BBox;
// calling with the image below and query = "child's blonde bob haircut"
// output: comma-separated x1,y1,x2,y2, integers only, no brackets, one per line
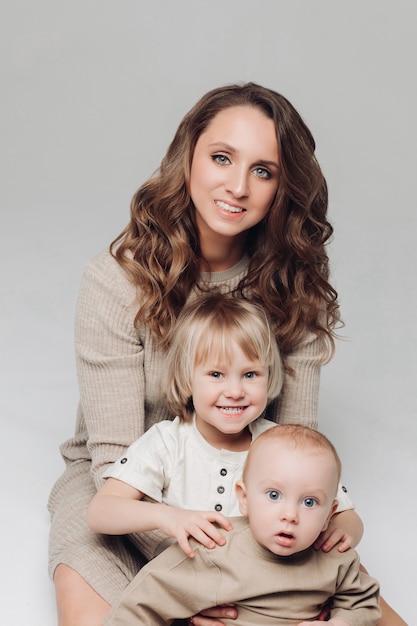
163,292,284,422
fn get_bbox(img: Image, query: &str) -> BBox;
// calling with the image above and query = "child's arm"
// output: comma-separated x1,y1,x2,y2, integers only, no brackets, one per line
314,509,364,553
87,477,232,557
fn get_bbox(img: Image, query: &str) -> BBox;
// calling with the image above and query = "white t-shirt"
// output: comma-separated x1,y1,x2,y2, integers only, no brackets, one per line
104,416,353,516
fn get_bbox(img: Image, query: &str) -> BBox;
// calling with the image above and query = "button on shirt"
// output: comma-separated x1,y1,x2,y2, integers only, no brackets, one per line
104,416,275,515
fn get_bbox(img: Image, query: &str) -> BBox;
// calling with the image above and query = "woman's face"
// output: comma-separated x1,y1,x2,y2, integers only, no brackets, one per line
189,105,279,251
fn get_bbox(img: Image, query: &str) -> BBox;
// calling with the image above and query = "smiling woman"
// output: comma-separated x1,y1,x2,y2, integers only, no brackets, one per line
189,106,279,271
48,82,406,626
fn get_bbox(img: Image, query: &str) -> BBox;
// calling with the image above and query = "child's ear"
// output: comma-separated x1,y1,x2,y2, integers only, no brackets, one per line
322,499,339,532
235,480,248,516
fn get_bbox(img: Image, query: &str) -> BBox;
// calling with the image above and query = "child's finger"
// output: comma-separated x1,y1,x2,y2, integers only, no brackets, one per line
177,535,196,558
337,534,353,552
211,513,233,531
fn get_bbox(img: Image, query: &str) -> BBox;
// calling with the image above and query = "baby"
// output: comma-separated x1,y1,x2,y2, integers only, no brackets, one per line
104,424,381,625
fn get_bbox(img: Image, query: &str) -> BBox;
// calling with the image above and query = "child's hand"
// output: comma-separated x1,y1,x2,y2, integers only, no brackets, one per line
159,507,233,557
313,518,353,553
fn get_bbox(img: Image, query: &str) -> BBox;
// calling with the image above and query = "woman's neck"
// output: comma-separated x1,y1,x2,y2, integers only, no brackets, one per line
198,234,247,273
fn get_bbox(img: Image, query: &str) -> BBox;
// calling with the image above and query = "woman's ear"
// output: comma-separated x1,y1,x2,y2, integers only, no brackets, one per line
235,480,248,516
322,499,339,532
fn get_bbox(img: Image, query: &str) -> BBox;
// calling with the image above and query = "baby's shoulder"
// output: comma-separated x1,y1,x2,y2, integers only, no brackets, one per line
315,546,361,569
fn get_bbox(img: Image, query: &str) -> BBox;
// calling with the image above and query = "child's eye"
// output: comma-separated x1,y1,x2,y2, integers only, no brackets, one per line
302,497,318,508
243,371,256,379
209,371,222,379
252,166,271,179
266,490,281,501
212,154,231,166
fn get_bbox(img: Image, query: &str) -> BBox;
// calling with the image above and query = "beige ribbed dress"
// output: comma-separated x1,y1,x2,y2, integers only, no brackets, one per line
48,249,323,603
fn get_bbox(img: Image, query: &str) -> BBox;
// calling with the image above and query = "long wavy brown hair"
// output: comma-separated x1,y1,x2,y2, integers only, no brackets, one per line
111,82,341,358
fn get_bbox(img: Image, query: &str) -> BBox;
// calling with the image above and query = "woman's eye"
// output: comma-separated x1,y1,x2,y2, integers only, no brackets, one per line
267,490,281,501
303,498,318,508
212,154,231,166
252,166,271,179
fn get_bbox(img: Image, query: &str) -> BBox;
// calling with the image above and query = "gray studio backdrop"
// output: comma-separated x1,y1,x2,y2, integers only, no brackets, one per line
1,1,415,624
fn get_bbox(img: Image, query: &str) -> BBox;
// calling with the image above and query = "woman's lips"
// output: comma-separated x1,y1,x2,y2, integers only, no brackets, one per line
214,200,245,214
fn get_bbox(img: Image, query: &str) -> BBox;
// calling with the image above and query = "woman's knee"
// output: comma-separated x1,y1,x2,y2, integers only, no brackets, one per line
54,564,110,626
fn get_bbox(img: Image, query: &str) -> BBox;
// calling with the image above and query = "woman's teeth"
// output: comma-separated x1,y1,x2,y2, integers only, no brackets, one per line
215,201,244,213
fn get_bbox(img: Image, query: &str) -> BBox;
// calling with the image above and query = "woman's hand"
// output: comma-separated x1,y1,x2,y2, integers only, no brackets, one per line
189,602,332,626
159,508,233,558
190,604,238,625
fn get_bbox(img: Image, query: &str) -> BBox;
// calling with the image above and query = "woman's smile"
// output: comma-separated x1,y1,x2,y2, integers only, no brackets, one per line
214,199,246,215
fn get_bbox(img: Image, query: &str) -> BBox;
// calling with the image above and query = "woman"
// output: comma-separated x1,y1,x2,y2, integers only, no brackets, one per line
48,83,406,626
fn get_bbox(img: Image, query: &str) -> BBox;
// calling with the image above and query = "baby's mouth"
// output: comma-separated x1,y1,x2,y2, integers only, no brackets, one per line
275,531,296,547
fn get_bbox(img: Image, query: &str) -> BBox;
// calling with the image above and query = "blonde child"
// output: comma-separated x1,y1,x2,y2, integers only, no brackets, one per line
87,292,284,555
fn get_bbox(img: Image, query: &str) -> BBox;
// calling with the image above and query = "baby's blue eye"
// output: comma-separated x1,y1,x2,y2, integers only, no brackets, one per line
209,371,222,378
267,490,281,501
303,498,317,508
244,371,256,379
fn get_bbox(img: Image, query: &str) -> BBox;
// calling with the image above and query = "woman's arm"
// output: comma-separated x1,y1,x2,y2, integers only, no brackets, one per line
73,252,151,487
269,331,324,429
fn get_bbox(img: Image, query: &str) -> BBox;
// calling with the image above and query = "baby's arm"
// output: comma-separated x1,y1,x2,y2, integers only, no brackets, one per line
87,477,232,557
314,509,364,553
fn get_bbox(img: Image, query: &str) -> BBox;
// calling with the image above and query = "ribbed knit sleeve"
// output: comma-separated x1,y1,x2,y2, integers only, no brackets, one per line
268,330,323,429
62,251,153,489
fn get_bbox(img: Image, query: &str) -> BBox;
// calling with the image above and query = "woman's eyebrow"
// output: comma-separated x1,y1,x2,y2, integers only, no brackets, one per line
208,141,235,151
258,159,280,170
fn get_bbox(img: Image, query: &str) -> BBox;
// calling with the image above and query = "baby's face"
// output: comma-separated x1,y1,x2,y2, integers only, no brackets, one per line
237,442,338,556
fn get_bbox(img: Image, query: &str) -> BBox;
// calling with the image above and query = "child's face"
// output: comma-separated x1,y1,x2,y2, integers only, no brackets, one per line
236,442,338,556
191,340,268,450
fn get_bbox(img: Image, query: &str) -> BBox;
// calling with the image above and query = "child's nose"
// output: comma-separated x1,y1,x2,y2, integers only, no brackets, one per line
224,379,244,399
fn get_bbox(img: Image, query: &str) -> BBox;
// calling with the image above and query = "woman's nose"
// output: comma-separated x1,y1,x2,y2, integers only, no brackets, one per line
225,167,249,198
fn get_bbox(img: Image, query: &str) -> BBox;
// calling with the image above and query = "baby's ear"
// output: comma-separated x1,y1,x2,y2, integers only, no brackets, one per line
235,481,248,516
322,499,339,531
